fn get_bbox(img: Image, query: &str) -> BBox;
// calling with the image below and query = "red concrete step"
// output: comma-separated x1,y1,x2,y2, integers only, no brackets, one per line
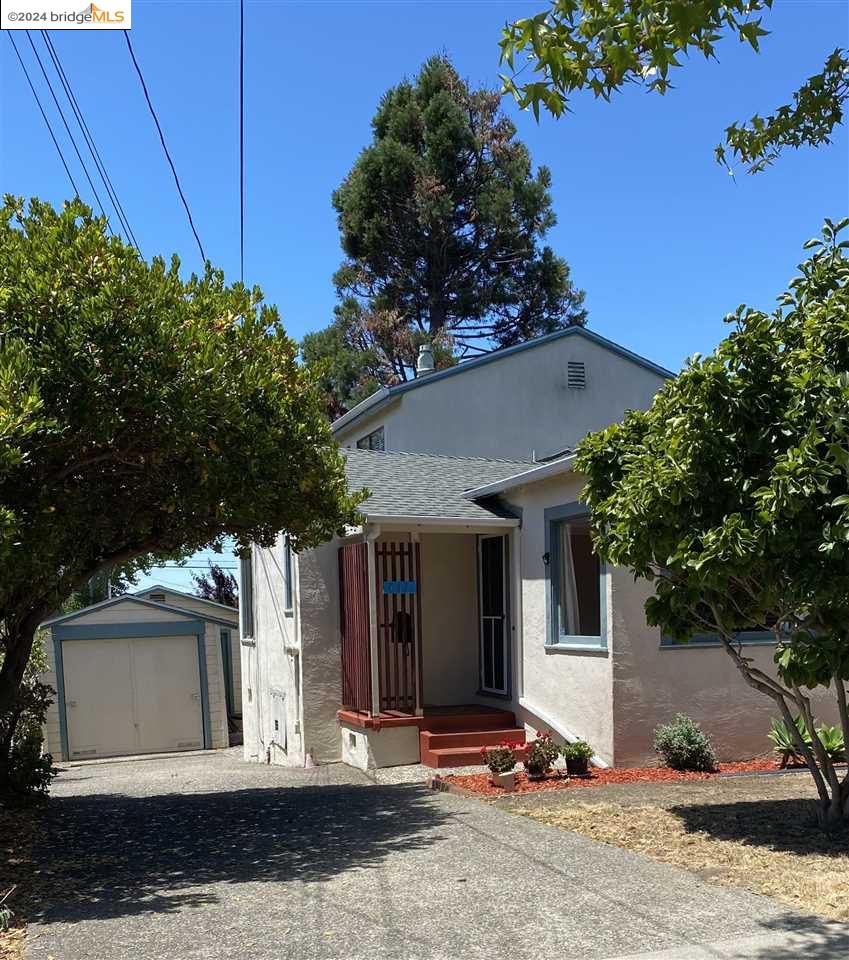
421,709,517,732
420,727,527,751
422,742,531,769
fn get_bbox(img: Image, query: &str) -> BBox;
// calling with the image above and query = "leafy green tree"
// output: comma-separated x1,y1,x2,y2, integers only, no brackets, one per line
327,54,585,395
0,198,361,741
500,1,848,174
576,219,849,827
63,557,160,612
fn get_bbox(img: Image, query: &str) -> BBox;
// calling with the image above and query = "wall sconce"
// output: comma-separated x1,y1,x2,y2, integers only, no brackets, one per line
542,552,550,567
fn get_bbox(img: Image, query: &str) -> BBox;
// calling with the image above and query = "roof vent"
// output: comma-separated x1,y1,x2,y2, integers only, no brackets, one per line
416,343,435,377
567,360,586,389
149,592,166,603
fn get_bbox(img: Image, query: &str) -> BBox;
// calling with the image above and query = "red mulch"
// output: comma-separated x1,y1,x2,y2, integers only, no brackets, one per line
442,758,784,797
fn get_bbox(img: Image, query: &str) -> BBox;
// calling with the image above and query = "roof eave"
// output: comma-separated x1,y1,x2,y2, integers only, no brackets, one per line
463,454,576,500
361,512,519,528
331,387,391,435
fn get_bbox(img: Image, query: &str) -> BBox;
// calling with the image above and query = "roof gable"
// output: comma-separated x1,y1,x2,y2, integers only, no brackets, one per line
332,327,673,436
132,584,239,616
41,594,237,629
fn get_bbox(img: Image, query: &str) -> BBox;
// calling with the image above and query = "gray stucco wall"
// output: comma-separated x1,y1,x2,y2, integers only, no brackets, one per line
418,533,480,705
610,572,840,766
298,539,343,764
508,474,615,763
336,333,666,460
243,538,304,765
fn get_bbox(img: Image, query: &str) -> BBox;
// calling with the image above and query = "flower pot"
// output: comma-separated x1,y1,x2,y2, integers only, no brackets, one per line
490,770,515,791
566,757,589,777
525,766,548,781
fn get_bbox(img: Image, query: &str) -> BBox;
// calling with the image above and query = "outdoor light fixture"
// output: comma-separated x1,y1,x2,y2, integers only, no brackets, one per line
542,552,550,567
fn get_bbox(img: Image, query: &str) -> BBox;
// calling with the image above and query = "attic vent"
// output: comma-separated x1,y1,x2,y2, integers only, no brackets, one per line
567,361,586,389
149,592,166,602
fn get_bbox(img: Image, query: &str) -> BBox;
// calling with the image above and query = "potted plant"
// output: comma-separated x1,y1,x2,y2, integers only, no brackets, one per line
481,741,517,790
561,739,594,776
524,731,559,780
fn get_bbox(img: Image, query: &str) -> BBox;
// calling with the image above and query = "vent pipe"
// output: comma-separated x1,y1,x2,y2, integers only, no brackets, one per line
416,343,435,377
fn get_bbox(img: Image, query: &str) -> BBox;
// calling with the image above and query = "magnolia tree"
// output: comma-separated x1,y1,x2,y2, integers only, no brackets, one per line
575,219,849,827
0,198,362,770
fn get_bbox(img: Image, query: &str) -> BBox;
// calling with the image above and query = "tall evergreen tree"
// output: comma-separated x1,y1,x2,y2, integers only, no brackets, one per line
312,55,585,412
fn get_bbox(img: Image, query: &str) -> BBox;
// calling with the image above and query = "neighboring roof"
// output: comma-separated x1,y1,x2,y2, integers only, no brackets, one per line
345,448,531,525
40,594,238,630
463,455,576,501
132,583,239,616
332,326,674,436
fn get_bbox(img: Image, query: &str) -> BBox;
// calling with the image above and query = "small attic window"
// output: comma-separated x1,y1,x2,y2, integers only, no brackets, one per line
567,361,586,389
149,592,166,603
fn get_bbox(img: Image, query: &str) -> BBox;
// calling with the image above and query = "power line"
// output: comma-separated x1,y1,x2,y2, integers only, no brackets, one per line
239,0,245,283
24,31,112,228
122,30,206,262
40,31,141,252
7,33,80,197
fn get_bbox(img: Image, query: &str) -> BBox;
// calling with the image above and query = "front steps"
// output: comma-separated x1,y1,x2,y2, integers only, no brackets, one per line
419,708,528,768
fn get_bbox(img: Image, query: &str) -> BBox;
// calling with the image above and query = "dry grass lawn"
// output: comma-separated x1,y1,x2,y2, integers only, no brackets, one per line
517,772,849,921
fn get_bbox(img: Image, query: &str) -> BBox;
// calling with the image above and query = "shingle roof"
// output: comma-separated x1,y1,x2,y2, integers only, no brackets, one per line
344,448,533,524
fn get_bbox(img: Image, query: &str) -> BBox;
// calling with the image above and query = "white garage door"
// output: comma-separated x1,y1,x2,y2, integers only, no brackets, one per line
62,635,205,759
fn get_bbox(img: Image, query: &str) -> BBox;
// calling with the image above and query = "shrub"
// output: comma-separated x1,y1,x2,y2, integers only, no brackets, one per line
481,742,517,775
768,716,812,765
815,725,846,764
654,714,717,772
0,637,58,803
525,731,559,776
561,739,594,763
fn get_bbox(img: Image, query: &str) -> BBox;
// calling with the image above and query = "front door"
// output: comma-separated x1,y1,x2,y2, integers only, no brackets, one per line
479,535,508,696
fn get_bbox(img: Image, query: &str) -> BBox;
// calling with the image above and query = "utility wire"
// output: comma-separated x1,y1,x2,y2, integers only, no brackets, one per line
41,31,141,252
238,5,245,283
123,30,206,262
24,31,112,228
6,33,80,198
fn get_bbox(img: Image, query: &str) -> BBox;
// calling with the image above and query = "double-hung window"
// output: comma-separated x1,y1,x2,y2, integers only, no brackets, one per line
545,504,606,649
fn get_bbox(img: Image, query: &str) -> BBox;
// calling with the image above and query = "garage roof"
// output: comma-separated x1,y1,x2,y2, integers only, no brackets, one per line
41,594,238,630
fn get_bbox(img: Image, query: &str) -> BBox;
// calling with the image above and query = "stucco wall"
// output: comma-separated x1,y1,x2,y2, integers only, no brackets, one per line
242,538,304,765
610,573,840,766
415,533,481,705
298,539,343,764
336,333,666,460
509,474,615,763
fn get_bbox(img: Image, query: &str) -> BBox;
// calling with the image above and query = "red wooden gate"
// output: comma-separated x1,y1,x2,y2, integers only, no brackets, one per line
339,542,371,713
375,541,423,713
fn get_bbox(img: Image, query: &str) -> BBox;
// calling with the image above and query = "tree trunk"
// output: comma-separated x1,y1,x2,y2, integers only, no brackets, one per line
0,620,40,720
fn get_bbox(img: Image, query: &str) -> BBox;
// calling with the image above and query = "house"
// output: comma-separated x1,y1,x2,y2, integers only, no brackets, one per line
240,326,834,770
41,586,241,762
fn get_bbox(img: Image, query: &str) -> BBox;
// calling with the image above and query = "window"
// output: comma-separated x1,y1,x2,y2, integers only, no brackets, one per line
545,504,606,648
356,426,385,451
239,550,254,638
661,629,776,648
283,536,294,614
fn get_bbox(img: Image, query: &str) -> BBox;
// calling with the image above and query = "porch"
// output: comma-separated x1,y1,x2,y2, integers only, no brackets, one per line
336,527,529,769
334,448,537,770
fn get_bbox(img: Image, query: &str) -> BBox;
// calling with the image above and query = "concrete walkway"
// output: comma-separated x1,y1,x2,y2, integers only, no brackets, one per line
26,751,849,960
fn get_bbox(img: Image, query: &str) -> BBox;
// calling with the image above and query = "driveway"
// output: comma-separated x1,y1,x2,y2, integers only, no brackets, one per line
26,751,849,960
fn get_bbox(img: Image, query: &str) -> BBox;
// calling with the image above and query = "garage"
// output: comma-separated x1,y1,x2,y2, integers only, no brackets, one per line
41,592,239,761
61,635,205,758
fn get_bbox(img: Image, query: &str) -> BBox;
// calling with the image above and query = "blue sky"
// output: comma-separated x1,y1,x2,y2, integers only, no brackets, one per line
2,0,847,592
